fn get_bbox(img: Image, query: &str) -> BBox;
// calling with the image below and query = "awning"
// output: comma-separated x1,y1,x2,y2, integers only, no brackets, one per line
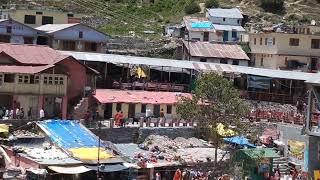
86,164,128,172
48,166,92,174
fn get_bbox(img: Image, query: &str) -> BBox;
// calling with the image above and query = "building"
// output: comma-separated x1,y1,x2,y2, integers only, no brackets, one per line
36,23,109,53
0,19,47,45
0,7,82,27
0,43,97,119
249,25,320,72
205,8,245,42
182,41,250,65
183,16,217,42
93,89,191,119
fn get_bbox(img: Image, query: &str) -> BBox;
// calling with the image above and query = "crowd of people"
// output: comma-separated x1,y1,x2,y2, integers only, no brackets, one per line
0,107,45,120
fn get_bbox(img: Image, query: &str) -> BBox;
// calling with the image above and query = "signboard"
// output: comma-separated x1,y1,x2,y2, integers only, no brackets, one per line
287,140,305,165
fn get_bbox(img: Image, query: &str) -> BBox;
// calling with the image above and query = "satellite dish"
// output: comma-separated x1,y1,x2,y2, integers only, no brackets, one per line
311,20,316,25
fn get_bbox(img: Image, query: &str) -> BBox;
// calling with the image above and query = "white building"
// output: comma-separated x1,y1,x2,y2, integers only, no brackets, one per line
183,16,217,42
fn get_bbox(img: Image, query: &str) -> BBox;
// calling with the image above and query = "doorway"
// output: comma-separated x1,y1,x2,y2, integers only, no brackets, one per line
311,58,318,71
104,103,113,119
223,31,229,41
203,32,209,41
153,105,160,118
128,104,135,118
36,36,48,45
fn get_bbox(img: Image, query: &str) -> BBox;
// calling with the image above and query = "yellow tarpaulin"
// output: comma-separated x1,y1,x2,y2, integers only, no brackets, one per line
69,147,113,161
137,67,147,78
314,170,320,179
216,123,236,137
0,124,9,133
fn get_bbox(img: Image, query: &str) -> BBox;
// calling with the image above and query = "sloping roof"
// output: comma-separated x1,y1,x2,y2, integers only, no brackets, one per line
184,41,249,60
183,16,215,32
0,65,54,74
94,89,192,104
36,23,79,33
213,24,245,31
207,8,243,19
0,43,67,65
238,148,280,159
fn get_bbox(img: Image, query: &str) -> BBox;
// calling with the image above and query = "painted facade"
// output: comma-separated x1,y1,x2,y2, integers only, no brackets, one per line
249,31,320,71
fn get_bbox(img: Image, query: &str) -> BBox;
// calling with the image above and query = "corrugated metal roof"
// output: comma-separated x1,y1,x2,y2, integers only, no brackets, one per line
60,51,318,82
0,65,54,74
94,89,192,104
36,23,78,33
207,8,243,19
183,16,215,32
183,41,250,60
213,24,245,31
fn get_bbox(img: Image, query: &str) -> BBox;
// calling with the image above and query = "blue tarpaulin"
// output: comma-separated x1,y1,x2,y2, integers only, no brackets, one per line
223,136,256,148
38,120,106,149
191,22,213,29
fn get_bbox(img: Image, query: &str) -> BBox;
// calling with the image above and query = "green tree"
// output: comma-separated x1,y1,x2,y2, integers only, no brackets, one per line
177,73,249,163
205,0,219,8
184,1,201,14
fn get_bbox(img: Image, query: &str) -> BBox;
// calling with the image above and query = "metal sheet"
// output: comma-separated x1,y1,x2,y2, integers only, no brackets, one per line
48,166,91,174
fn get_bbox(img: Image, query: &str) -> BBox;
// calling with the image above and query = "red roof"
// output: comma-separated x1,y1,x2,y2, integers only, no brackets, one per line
0,43,67,65
184,41,249,60
0,65,54,74
94,89,192,104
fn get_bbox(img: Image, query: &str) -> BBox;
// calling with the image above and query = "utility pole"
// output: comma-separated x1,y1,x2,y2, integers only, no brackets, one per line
97,113,101,180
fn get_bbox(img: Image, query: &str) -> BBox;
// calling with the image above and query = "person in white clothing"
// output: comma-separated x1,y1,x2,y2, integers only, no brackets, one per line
9,109,13,119
15,108,20,119
39,108,45,120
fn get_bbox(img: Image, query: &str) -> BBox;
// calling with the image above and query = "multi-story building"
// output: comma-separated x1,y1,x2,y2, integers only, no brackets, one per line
0,19,47,45
205,8,245,42
0,7,82,27
36,23,109,53
0,43,97,119
249,25,320,72
183,16,217,42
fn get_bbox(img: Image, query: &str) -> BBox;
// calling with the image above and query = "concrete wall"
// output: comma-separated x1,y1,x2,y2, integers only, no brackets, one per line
187,31,218,42
206,12,242,26
0,20,39,37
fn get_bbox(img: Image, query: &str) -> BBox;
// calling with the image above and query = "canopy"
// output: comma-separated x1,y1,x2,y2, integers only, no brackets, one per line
235,148,280,160
223,136,256,148
48,166,91,174
86,164,128,172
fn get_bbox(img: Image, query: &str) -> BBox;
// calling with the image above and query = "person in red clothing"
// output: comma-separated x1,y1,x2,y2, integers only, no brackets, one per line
119,111,125,127
173,169,182,180
115,111,121,126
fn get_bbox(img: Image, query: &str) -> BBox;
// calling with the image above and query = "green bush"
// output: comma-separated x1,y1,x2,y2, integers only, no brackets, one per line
184,1,201,14
260,0,284,13
205,0,219,8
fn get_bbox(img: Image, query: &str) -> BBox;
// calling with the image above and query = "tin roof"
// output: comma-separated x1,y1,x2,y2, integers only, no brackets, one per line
183,41,249,60
207,8,243,19
212,24,245,32
94,89,192,104
183,16,215,32
36,23,79,33
0,65,54,74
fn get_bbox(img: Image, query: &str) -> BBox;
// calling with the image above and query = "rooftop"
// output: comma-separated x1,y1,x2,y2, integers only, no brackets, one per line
183,16,215,32
0,65,54,74
94,89,192,104
207,8,243,19
183,41,250,60
36,23,79,34
212,24,245,32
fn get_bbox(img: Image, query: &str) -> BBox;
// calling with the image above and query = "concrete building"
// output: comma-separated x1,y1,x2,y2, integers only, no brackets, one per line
183,16,217,42
0,7,82,27
0,43,97,119
36,23,109,53
0,19,47,45
93,89,191,119
249,25,320,72
182,41,250,65
205,8,245,42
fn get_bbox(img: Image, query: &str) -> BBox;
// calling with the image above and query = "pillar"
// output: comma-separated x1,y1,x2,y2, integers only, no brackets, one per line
62,96,68,119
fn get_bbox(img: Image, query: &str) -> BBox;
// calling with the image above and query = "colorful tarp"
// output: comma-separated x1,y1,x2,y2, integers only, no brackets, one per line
38,120,114,162
224,136,256,148
216,123,236,137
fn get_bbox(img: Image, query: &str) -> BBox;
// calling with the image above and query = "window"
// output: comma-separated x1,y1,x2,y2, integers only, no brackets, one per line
79,31,83,38
62,41,76,50
307,28,310,34
18,75,23,83
232,31,237,39
67,13,74,17
0,74,3,83
91,43,97,51
54,77,59,84
311,39,320,49
4,74,14,83
34,75,39,84
167,105,172,114
42,16,53,25
265,38,268,45
48,77,53,84
116,103,122,111
24,15,36,24
200,58,207,62
260,38,262,45
43,76,48,84
141,104,146,113
220,59,228,64
23,75,29,83
273,37,275,45
289,38,299,46
237,19,240,24
223,18,226,21
232,60,239,65
36,11,43,15
260,57,264,66
6,26,11,34
254,38,256,45
59,77,64,85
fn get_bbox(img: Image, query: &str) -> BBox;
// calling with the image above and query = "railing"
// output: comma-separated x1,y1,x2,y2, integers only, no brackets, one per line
241,91,298,104
0,82,66,95
112,81,188,92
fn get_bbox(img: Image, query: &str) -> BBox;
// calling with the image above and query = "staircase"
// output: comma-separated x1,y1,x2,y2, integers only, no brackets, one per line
72,97,89,120
273,156,289,175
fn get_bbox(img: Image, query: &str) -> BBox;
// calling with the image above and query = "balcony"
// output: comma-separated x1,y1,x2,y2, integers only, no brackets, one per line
112,81,189,92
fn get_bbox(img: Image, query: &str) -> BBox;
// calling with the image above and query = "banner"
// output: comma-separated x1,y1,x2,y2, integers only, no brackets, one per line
287,140,305,165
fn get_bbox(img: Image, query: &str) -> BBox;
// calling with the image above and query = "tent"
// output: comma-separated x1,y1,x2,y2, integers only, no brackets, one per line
223,136,256,148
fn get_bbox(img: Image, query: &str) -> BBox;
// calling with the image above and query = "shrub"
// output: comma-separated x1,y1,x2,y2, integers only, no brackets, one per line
260,0,284,13
205,0,219,8
184,1,201,14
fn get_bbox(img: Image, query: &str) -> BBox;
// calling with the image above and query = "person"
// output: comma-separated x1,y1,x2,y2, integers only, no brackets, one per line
27,108,32,120
155,172,161,180
39,108,45,120
159,108,165,126
0,107,3,119
119,111,124,127
15,107,20,119
19,108,24,119
5,109,9,118
9,109,14,119
84,110,91,127
114,111,121,126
